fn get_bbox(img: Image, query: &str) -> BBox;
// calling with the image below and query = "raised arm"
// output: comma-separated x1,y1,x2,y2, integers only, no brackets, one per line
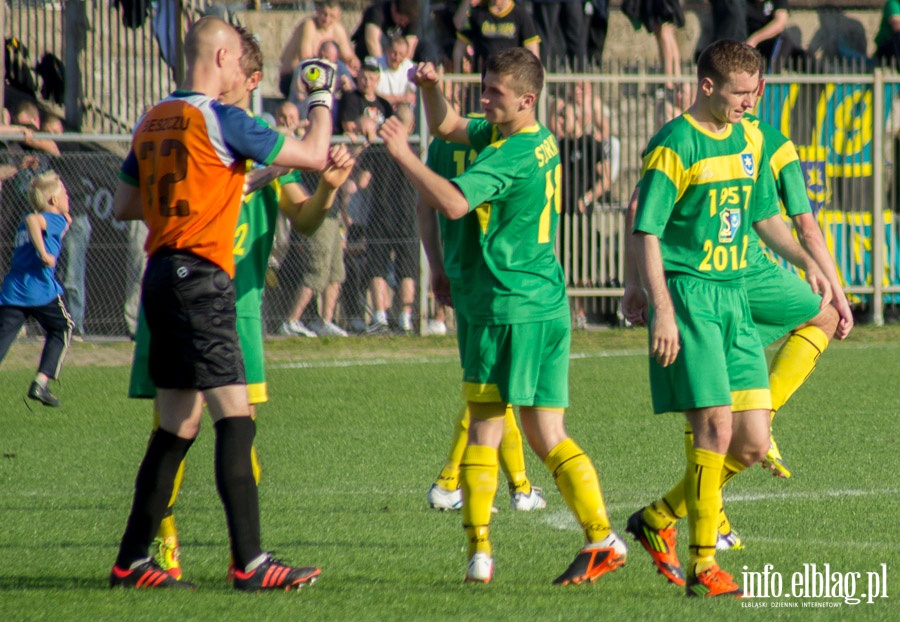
379,116,470,219
279,144,355,235
411,62,471,145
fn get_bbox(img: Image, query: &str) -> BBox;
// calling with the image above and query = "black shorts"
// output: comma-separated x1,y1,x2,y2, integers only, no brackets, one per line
142,248,245,391
365,233,419,281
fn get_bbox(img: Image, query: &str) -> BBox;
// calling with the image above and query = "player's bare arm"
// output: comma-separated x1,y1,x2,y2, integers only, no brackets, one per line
415,195,452,307
411,62,470,145
379,116,470,219
113,181,144,221
622,186,648,326
791,212,854,339
753,214,833,308
280,144,355,235
634,231,680,367
272,60,338,171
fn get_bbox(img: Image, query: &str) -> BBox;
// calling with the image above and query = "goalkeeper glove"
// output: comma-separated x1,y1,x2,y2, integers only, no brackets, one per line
299,58,337,111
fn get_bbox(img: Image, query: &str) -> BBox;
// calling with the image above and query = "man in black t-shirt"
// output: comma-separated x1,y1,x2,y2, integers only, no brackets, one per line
453,0,540,73
745,0,805,68
339,59,394,138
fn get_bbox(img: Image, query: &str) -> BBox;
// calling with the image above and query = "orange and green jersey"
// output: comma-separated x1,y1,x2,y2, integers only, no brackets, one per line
633,114,779,281
119,90,285,276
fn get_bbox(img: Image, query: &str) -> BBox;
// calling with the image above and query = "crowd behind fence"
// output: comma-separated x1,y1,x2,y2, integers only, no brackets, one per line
5,67,900,336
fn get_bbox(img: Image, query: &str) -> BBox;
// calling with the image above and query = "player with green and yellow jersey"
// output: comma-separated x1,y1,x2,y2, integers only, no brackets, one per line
422,130,547,513
381,47,626,586
629,40,832,598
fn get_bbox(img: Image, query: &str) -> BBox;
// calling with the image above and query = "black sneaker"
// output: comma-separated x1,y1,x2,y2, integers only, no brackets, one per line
232,554,320,592
27,381,59,407
109,559,196,589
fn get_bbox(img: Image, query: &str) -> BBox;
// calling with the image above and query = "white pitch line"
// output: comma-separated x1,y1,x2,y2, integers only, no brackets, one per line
269,340,900,371
270,349,645,370
541,487,900,536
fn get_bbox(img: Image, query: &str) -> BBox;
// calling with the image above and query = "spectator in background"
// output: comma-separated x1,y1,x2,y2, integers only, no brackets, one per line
530,0,587,71
377,36,417,110
363,104,418,333
0,170,73,407
39,112,89,340
622,0,685,97
585,0,609,67
339,166,374,334
423,0,470,70
707,0,747,44
558,97,609,329
352,0,420,62
123,221,147,339
278,0,359,99
274,100,309,142
453,0,540,74
340,58,394,139
745,0,806,69
875,0,900,64
11,100,59,157
280,187,349,338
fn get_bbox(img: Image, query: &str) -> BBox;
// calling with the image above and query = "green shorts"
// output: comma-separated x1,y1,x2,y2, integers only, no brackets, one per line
744,259,822,347
462,314,570,408
128,308,155,399
648,276,771,414
238,315,268,405
128,308,268,405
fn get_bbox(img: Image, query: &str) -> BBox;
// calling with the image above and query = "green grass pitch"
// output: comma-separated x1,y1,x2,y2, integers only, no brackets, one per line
1,327,898,621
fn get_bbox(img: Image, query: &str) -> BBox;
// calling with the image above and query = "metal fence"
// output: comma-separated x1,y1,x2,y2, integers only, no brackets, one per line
6,66,900,333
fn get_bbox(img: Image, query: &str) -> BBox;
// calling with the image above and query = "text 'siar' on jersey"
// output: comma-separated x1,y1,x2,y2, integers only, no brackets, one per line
118,91,285,276
633,114,779,281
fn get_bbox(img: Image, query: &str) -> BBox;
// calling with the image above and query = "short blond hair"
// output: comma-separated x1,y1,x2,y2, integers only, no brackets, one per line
29,170,63,212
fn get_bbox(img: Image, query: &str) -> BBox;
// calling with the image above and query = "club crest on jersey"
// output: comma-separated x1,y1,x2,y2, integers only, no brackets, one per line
741,153,755,177
719,208,741,243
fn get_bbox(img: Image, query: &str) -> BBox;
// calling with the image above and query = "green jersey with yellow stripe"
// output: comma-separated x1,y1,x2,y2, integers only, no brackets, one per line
634,113,779,281
452,117,568,324
427,137,481,283
233,167,293,318
743,113,811,268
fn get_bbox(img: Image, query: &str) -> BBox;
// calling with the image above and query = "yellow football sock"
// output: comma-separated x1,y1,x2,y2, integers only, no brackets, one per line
461,444,498,556
715,454,747,536
436,406,469,491
686,448,725,576
498,405,530,494
652,427,695,527
545,438,610,543
251,444,261,486
158,513,178,541
768,326,829,419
